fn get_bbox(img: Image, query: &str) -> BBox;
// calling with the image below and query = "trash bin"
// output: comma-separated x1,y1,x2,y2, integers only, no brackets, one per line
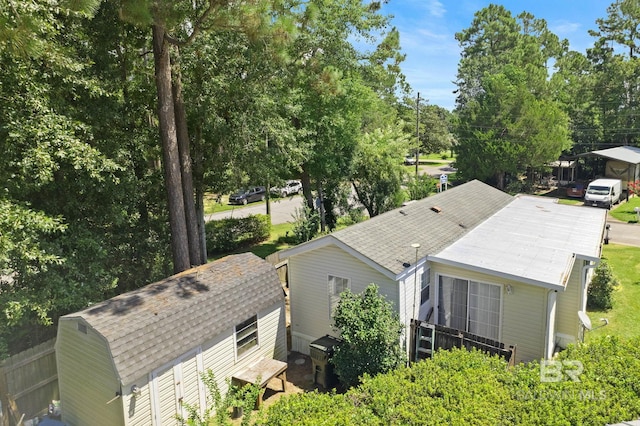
309,335,341,388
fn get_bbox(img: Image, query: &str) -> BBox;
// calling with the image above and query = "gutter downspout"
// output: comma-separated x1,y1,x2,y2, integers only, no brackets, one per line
544,289,557,359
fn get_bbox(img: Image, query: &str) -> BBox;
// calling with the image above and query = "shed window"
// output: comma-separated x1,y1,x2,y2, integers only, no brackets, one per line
235,315,258,358
328,275,350,316
437,276,501,341
77,323,87,334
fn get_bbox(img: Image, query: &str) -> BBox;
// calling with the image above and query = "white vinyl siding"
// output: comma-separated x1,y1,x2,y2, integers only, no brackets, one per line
555,260,583,344
55,320,124,426
289,245,398,355
432,263,547,363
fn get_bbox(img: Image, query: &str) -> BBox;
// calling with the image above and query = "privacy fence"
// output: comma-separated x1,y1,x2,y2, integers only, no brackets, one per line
0,338,58,426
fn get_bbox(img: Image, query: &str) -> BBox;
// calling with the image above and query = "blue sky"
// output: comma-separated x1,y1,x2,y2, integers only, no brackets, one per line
381,1,612,110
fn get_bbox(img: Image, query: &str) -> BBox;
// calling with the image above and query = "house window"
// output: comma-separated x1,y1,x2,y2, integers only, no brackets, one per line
328,275,350,316
235,315,258,358
437,276,501,341
420,268,431,305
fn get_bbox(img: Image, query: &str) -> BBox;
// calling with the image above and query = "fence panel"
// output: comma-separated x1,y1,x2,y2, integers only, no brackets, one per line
0,338,58,426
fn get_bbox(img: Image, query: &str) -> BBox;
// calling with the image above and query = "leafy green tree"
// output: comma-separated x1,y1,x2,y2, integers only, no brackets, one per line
331,284,406,388
454,6,571,189
587,0,640,148
350,125,408,217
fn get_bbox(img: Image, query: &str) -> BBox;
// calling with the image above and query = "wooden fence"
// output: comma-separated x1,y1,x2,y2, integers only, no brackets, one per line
0,338,58,426
413,321,516,366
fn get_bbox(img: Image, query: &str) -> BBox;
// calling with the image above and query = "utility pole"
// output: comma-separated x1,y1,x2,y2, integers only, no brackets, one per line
415,92,420,176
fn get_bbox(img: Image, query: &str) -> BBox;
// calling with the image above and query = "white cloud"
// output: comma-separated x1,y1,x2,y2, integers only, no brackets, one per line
428,0,446,18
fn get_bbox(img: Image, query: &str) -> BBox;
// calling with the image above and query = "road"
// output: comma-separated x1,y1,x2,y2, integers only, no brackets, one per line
205,195,306,225
604,217,640,247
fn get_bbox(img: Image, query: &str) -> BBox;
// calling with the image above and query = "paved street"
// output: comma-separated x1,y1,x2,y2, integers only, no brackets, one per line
605,216,640,247
205,195,305,225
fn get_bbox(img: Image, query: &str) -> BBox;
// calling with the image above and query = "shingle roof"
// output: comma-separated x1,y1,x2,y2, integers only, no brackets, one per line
302,180,513,276
63,252,283,385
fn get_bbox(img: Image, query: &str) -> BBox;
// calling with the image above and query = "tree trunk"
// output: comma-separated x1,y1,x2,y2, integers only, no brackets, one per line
152,24,190,273
193,124,208,265
301,165,314,210
172,47,203,266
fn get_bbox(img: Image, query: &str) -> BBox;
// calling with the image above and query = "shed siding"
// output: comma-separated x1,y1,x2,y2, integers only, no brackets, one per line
555,261,583,346
122,376,152,426
431,264,547,363
56,319,123,426
289,245,398,354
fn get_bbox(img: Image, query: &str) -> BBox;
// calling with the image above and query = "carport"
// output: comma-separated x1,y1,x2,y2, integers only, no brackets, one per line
579,146,640,202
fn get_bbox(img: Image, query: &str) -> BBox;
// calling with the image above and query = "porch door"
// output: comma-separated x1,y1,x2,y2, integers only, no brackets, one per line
438,276,501,341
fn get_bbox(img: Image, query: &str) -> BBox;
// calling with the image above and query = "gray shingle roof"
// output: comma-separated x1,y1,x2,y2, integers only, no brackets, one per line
63,252,283,385
330,180,513,275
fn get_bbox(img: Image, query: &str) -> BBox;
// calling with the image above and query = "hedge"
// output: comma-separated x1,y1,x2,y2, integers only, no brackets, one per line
205,215,270,255
261,336,640,425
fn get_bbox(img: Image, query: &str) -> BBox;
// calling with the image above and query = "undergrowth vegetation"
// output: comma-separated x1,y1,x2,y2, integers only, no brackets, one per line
261,336,640,425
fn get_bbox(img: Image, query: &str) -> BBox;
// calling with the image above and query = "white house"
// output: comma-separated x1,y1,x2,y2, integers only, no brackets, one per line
280,180,607,363
55,252,287,426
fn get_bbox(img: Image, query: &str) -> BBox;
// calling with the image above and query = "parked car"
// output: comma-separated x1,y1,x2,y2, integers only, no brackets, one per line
228,186,266,205
271,180,302,197
404,155,417,165
566,182,586,198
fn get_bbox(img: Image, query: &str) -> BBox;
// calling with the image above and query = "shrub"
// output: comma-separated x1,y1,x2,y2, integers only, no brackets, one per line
331,284,406,388
263,337,640,425
587,260,619,311
290,205,320,244
406,174,436,200
205,215,270,255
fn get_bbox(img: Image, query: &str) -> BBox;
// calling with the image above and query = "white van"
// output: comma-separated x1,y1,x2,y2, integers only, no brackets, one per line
584,178,622,209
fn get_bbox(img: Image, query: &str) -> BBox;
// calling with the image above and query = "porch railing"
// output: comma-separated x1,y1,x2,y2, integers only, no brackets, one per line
412,320,516,367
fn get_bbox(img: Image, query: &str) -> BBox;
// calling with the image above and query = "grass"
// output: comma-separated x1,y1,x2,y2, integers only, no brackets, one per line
248,222,295,258
609,194,640,223
587,244,640,340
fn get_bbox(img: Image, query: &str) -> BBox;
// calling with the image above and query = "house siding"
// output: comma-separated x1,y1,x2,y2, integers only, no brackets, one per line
289,245,398,355
555,261,583,347
431,264,547,363
56,319,124,426
59,301,285,426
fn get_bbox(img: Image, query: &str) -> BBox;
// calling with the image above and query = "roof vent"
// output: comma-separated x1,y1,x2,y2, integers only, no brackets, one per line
77,323,87,334
399,210,407,216
430,206,442,213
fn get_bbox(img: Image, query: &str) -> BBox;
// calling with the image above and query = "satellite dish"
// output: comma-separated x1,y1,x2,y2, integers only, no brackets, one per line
578,311,592,331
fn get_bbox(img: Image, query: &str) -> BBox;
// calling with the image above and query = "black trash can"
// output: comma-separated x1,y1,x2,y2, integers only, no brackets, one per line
309,335,342,388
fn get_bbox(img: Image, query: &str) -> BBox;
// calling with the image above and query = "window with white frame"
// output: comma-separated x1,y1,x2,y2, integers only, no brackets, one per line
420,268,431,305
328,275,350,316
437,276,501,340
235,314,258,358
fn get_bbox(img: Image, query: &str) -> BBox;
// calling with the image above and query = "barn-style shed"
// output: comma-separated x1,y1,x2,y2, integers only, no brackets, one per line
55,252,286,426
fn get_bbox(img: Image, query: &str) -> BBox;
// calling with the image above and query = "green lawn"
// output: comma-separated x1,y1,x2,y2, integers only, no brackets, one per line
586,244,640,340
610,194,640,223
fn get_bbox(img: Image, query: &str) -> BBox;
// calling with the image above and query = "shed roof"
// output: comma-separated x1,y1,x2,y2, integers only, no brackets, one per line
282,180,513,277
430,196,606,290
589,146,640,164
62,252,283,385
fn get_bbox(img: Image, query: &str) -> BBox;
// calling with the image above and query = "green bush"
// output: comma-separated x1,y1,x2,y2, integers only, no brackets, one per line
406,174,436,201
290,205,320,244
587,260,619,311
205,215,270,255
331,284,406,388
262,337,640,425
